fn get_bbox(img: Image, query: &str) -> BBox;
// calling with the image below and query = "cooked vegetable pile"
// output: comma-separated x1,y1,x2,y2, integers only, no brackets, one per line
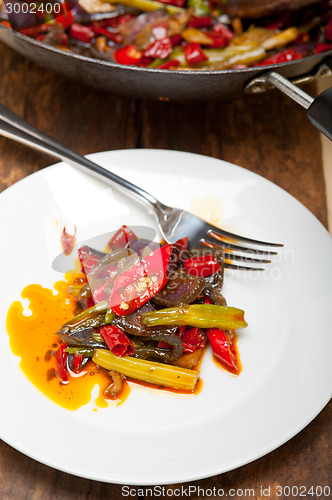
56,225,247,399
1,0,332,70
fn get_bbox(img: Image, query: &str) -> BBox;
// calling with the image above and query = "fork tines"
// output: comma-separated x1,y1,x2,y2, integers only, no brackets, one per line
201,228,283,271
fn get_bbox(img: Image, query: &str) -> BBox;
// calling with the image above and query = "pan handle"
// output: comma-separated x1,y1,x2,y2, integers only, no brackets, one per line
246,66,332,142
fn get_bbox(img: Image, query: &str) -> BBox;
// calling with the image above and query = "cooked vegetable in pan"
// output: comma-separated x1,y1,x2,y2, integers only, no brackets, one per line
6,224,247,408
1,0,331,70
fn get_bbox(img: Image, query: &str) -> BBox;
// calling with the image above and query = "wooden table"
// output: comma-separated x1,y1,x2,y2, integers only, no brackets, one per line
0,42,331,500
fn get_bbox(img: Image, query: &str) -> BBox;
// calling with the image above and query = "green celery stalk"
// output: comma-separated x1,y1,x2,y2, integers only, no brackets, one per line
141,304,248,329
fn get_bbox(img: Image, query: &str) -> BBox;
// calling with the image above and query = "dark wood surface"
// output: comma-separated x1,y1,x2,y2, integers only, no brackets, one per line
0,42,331,500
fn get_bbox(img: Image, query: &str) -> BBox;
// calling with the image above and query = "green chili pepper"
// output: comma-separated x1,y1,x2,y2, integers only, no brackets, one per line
105,308,116,324
58,300,109,335
65,347,95,357
141,304,248,330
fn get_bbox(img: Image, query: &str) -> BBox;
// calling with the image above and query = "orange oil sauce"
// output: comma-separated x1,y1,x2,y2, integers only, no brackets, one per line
6,274,130,410
6,273,203,409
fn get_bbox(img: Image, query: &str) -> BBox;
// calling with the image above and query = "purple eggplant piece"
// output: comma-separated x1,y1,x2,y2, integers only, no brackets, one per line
153,269,206,307
113,302,178,337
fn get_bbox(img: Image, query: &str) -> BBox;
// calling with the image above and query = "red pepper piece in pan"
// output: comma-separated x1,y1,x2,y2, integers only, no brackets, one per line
157,0,186,7
88,26,123,44
256,48,302,66
70,24,95,44
100,325,135,356
184,43,208,65
170,34,182,46
145,38,172,59
189,17,212,29
61,226,76,256
183,254,220,277
20,23,52,37
207,328,240,374
157,59,180,69
56,344,68,381
109,244,173,316
56,10,74,30
107,225,137,251
206,33,229,48
315,43,332,55
213,23,234,41
114,45,144,65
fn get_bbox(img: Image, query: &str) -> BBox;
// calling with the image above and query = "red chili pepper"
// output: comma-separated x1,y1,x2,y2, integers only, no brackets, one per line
157,59,180,69
78,246,102,274
183,254,220,277
72,353,84,373
56,10,74,30
180,327,206,353
189,17,212,29
170,34,182,46
145,37,172,59
88,26,122,44
56,344,68,381
157,0,186,6
173,237,189,254
99,325,135,356
93,272,117,303
70,23,95,44
256,48,302,66
206,32,229,48
167,236,188,274
314,43,332,55
212,23,234,40
21,23,52,37
184,43,208,65
114,14,137,26
207,328,239,374
107,225,137,251
86,297,95,309
113,45,144,65
61,226,76,256
109,244,173,315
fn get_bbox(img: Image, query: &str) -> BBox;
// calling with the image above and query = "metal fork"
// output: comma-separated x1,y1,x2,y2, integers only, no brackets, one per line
0,104,282,270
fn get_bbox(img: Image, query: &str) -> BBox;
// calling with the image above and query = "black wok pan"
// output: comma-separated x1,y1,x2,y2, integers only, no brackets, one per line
1,23,332,139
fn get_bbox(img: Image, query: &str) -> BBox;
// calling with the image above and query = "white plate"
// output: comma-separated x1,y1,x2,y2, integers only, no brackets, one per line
0,149,331,485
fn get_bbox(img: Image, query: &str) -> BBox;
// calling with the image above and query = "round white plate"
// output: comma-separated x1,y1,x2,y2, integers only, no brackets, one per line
0,149,331,485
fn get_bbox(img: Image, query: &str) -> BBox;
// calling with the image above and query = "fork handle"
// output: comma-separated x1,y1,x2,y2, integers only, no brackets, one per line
0,104,161,210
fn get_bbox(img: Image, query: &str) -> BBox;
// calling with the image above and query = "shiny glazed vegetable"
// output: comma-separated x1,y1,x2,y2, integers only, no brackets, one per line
2,0,331,71
42,224,248,402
